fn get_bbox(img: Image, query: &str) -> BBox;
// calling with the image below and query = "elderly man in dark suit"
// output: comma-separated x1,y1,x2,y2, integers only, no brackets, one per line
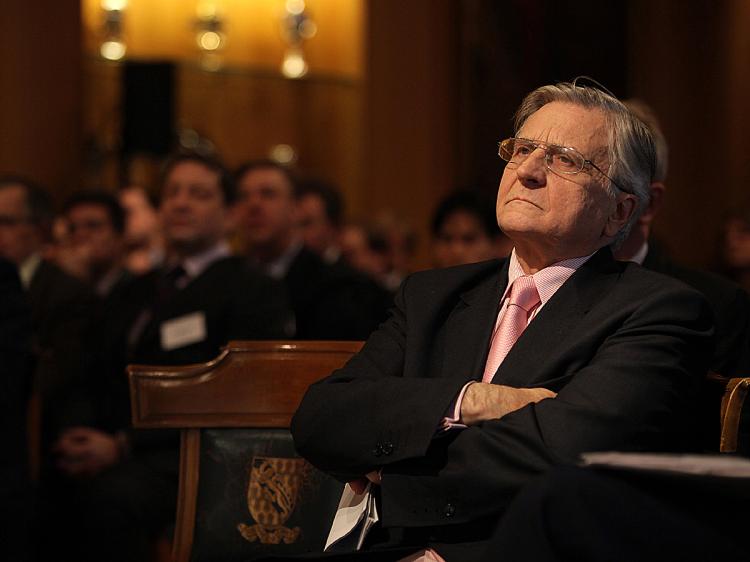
291,82,714,561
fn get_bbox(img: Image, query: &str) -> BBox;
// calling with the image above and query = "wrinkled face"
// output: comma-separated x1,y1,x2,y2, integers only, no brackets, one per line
234,167,297,249
432,210,496,268
66,203,122,268
0,184,40,265
297,193,336,255
159,161,227,254
497,102,620,260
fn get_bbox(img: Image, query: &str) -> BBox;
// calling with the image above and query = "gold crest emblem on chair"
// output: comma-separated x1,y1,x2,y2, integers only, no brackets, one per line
237,456,309,545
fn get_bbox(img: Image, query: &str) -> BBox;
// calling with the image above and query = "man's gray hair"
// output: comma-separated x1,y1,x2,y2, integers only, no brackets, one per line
514,82,656,248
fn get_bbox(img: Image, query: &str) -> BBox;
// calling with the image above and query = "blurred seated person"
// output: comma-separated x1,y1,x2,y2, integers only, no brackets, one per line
613,101,750,451
55,190,132,301
0,176,97,439
615,101,750,375
44,153,292,562
234,160,390,340
719,205,750,292
0,258,33,561
431,190,513,268
296,178,345,265
118,185,164,274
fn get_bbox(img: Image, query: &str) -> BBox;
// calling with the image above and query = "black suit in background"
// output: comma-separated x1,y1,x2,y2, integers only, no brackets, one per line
284,246,391,340
44,255,293,562
643,242,750,377
643,243,750,452
292,248,714,561
0,259,33,562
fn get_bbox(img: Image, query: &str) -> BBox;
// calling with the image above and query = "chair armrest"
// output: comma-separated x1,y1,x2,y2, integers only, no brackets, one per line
720,377,750,453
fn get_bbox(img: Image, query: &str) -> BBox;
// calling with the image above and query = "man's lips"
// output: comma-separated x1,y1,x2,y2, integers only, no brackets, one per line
507,197,541,209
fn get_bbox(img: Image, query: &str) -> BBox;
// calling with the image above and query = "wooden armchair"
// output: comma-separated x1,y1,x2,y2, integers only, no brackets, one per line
128,340,363,562
720,376,750,453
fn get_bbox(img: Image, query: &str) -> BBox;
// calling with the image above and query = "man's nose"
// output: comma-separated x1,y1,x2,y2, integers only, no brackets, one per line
515,150,547,188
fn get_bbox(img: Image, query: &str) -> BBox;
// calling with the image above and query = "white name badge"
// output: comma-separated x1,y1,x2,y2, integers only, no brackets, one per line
160,312,207,351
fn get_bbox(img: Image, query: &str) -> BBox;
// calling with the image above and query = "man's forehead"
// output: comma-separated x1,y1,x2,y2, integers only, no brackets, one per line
518,102,608,154
240,168,293,193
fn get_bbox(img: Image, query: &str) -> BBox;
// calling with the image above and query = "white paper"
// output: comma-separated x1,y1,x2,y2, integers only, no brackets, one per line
580,451,750,478
325,482,379,551
160,311,207,351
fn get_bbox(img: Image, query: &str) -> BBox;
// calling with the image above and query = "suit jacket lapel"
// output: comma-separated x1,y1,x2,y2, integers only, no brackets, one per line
494,248,622,387
440,260,509,383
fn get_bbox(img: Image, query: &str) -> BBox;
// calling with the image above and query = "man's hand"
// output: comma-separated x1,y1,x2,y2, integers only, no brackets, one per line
348,471,382,494
460,383,556,426
54,427,122,477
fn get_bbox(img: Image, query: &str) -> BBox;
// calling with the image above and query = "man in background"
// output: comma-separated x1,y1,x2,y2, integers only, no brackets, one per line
57,191,132,303
234,160,389,340
431,190,513,268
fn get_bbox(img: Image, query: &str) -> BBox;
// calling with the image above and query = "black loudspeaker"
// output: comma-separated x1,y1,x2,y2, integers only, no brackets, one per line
122,61,175,156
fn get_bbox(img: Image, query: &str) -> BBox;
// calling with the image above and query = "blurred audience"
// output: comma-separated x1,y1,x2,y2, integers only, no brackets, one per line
40,153,292,562
234,160,390,340
431,190,512,268
118,185,164,274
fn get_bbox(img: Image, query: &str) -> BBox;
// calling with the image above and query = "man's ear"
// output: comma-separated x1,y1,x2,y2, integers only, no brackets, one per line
604,193,638,239
637,181,666,227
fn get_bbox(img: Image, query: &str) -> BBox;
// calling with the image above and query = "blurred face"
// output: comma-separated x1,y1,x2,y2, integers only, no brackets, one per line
159,161,227,255
0,184,40,265
497,102,633,266
340,224,386,278
66,203,122,269
119,186,160,245
433,210,496,268
723,218,750,269
234,167,297,252
297,193,336,255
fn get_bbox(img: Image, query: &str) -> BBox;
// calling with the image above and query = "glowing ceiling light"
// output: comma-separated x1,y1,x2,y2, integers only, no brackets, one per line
100,40,126,61
197,30,223,51
281,50,308,79
286,0,306,16
101,0,127,11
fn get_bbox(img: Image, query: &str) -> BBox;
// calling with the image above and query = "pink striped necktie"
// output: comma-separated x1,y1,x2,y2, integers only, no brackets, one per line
482,275,541,383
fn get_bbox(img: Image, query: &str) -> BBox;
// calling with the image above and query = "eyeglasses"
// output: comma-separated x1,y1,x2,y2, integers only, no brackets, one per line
498,137,631,193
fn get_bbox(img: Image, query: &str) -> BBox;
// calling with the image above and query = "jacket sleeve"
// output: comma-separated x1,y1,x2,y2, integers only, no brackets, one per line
291,274,470,481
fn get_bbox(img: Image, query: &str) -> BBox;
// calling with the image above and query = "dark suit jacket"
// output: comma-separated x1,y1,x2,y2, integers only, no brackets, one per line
95,255,293,435
292,248,714,559
643,243,750,377
285,247,391,340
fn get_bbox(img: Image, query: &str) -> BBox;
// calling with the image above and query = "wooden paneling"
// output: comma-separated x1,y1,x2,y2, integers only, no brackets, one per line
628,0,747,268
362,0,459,269
0,1,82,199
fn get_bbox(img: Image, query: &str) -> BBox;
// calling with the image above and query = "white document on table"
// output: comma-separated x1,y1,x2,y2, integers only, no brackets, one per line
580,451,750,478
